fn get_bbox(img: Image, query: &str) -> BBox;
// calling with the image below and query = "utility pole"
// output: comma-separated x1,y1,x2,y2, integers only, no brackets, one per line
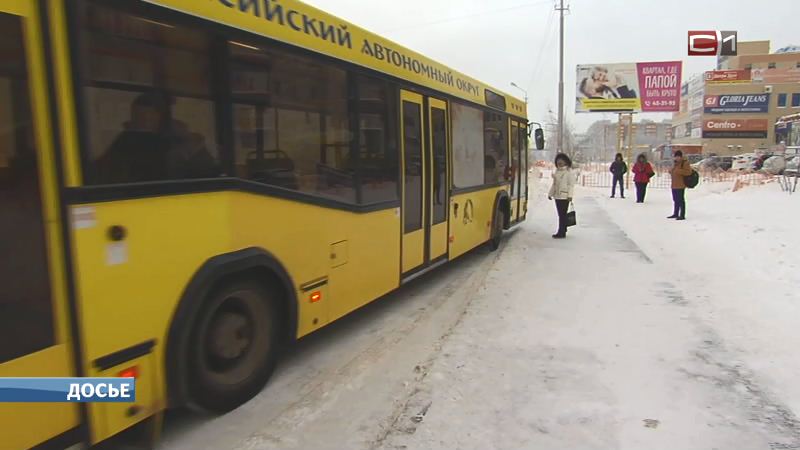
556,0,569,154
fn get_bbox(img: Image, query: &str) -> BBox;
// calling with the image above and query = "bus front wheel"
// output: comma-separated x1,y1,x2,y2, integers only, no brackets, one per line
187,279,280,413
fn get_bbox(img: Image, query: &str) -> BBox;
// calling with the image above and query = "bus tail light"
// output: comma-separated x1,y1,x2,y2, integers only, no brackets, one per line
118,366,139,379
310,291,322,303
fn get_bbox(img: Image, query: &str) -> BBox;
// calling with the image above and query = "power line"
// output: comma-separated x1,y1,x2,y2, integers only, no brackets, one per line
384,0,554,34
526,8,556,91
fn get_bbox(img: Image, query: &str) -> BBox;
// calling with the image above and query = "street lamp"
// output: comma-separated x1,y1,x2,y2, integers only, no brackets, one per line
510,82,528,104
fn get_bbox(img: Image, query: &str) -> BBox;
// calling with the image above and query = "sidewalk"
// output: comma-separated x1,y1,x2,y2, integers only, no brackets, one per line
378,193,799,450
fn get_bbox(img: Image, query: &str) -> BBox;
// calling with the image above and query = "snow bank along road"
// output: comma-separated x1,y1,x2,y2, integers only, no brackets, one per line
158,181,800,450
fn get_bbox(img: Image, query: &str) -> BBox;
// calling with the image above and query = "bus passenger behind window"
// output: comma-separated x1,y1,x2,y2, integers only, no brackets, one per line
95,93,171,184
95,93,218,184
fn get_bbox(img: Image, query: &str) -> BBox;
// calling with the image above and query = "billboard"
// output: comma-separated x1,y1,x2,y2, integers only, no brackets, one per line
576,61,682,113
703,94,770,114
752,67,800,84
702,118,768,138
704,69,751,84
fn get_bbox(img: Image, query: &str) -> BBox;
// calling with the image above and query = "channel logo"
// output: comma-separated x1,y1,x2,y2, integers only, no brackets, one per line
688,31,737,56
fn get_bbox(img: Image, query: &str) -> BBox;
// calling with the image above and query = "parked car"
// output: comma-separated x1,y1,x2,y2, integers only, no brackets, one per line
782,155,799,176
731,153,757,171
693,156,734,171
686,154,704,165
761,155,786,175
753,153,774,171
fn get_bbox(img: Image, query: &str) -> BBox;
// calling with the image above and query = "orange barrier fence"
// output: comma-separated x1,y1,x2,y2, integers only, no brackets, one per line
538,163,777,190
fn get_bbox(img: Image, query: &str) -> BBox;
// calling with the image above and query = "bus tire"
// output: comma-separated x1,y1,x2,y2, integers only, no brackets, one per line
186,279,280,413
489,206,504,251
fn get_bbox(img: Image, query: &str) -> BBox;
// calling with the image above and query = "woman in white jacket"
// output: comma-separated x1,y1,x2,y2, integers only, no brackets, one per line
548,153,575,238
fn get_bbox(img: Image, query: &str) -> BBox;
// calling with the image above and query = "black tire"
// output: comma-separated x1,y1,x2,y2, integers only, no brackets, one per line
186,279,281,413
489,206,504,251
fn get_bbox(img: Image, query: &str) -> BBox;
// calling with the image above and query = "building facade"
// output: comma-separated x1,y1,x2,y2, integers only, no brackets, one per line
578,118,672,162
671,41,800,156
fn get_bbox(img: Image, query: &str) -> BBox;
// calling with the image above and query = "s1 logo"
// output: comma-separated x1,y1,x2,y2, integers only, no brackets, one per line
688,31,737,56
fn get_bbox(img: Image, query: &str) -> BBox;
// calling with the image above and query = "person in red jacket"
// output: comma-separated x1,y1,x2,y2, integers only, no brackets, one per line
631,153,655,203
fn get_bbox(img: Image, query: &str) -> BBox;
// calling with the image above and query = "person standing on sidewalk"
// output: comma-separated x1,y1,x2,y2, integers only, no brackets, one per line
668,150,692,220
609,153,627,198
548,153,575,239
631,153,655,203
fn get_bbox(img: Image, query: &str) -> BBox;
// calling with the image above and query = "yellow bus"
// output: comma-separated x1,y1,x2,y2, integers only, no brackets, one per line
0,0,541,447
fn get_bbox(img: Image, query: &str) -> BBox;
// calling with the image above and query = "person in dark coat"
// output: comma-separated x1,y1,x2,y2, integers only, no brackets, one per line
609,153,627,198
631,153,655,203
95,93,172,184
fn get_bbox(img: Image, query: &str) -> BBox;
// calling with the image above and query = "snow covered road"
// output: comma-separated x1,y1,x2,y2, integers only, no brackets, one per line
158,181,800,450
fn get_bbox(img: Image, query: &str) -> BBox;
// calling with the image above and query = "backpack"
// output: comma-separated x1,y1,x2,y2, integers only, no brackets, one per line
684,169,700,189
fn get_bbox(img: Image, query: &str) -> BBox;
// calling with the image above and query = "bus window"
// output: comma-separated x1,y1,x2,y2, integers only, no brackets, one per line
451,103,484,188
0,13,54,362
356,76,399,204
402,101,423,232
78,1,220,185
229,41,356,203
484,111,508,184
431,107,447,224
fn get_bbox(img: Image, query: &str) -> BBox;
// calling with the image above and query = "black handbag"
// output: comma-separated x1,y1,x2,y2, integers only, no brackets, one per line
566,202,577,227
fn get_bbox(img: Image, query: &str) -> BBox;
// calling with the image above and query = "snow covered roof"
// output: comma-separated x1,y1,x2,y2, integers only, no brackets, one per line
775,45,800,54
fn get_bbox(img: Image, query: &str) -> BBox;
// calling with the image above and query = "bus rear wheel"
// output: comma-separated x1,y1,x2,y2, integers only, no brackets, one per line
489,206,504,251
187,279,280,413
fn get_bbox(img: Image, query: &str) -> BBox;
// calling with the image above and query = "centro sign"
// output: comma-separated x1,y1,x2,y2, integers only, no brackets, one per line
705,120,740,129
702,119,768,138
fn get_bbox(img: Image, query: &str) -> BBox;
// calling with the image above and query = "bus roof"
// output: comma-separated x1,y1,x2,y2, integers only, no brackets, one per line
144,0,528,118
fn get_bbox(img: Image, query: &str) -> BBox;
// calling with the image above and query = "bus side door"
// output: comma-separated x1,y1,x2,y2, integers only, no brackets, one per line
0,1,81,448
400,91,450,277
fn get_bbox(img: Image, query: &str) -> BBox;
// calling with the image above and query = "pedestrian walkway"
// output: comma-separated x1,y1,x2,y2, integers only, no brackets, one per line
381,196,798,450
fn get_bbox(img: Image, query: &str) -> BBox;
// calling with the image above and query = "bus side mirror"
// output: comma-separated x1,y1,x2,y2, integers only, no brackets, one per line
534,128,545,150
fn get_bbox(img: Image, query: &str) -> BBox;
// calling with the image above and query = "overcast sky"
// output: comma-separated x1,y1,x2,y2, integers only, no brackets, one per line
304,0,798,133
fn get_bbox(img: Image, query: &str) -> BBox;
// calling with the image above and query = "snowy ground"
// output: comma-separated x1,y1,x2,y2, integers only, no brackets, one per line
157,178,800,450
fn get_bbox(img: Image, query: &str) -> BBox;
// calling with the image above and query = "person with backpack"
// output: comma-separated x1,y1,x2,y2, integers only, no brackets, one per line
631,153,655,203
609,153,627,198
668,150,693,220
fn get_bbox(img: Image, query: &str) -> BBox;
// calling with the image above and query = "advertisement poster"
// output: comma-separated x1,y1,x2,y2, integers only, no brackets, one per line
703,94,770,114
752,67,800,84
575,61,682,113
702,118,768,138
704,70,751,84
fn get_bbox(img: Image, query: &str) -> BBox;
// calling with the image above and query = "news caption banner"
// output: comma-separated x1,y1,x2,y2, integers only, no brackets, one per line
0,378,135,402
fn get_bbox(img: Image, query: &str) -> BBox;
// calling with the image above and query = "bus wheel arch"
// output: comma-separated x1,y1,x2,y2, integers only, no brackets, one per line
489,191,510,250
165,247,297,411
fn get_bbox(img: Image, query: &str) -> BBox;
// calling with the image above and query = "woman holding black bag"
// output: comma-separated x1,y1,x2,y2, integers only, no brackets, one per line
548,153,575,239
631,153,655,203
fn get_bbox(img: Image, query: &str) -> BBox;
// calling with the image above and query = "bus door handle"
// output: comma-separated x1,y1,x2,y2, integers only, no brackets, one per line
453,202,459,218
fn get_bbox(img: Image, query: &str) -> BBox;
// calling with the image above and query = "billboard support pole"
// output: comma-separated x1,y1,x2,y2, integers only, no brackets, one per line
626,113,635,189
617,113,624,160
